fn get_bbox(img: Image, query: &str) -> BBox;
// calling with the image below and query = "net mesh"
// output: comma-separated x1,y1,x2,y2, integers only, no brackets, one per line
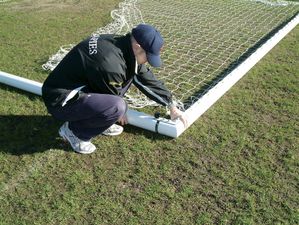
42,0,299,109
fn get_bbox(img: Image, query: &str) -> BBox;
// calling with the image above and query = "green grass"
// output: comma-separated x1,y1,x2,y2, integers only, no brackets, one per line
0,1,299,224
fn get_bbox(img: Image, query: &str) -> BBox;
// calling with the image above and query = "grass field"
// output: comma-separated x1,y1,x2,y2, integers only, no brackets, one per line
0,0,298,224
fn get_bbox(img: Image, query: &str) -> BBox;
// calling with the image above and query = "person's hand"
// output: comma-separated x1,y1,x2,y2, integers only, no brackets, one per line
118,114,128,126
169,106,188,128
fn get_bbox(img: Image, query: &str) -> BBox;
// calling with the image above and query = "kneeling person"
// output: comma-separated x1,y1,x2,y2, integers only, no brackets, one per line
42,24,187,154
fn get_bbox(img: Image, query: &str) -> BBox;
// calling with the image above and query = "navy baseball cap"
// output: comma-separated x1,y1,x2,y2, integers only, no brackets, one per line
132,24,164,67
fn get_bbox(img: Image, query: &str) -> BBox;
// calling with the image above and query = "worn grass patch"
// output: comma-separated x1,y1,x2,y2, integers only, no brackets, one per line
0,0,298,224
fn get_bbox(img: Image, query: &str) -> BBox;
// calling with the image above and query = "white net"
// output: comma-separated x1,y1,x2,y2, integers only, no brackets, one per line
42,0,142,72
42,0,299,110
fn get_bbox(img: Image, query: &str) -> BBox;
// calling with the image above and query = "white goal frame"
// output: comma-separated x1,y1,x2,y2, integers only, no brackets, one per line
0,13,298,138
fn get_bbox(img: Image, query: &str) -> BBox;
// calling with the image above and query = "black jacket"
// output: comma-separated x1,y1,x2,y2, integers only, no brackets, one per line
42,33,172,108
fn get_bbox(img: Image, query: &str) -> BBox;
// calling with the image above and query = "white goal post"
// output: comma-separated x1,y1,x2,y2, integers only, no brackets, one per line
0,11,298,137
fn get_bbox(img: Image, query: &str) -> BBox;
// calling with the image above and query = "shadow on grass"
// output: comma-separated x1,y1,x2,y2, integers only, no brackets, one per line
0,115,68,155
0,114,172,156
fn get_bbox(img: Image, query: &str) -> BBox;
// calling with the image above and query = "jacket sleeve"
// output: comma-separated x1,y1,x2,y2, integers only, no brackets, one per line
133,64,173,106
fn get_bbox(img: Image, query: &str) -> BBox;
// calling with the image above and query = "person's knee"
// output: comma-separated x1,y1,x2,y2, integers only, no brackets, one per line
114,98,127,118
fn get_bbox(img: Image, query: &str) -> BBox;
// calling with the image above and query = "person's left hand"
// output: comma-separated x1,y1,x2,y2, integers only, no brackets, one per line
118,114,128,126
169,106,188,128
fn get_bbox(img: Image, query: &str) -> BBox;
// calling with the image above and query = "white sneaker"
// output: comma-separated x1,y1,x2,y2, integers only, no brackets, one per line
59,122,96,154
102,124,123,136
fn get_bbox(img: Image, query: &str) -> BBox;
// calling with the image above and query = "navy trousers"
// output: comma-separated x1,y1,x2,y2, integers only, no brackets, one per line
47,91,127,141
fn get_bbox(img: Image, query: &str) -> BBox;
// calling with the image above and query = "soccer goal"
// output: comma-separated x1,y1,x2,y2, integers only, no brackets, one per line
1,0,298,137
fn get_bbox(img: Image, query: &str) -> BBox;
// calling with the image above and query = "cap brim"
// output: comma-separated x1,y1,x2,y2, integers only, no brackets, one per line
147,52,162,67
